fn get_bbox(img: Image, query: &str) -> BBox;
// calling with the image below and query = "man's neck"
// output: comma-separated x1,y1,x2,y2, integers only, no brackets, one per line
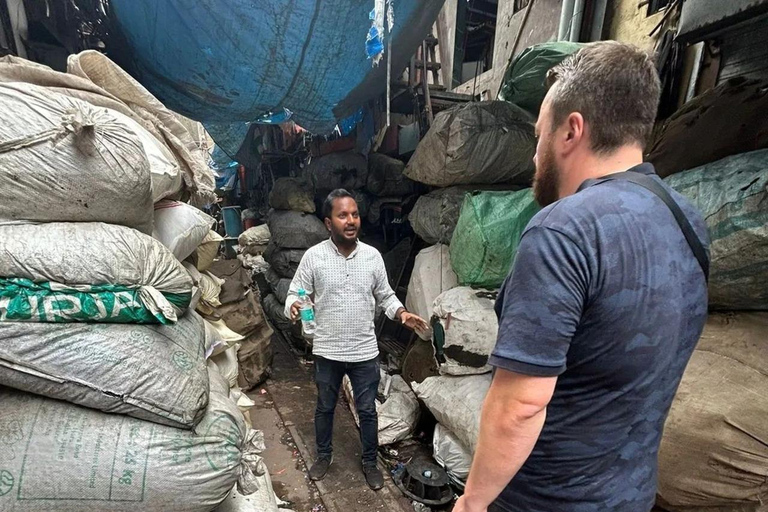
559,145,644,199
332,237,357,257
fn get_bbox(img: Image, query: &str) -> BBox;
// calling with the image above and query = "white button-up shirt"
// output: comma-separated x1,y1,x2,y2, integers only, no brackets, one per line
284,239,403,362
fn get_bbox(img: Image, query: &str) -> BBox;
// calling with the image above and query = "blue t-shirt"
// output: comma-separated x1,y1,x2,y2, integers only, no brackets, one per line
490,163,709,512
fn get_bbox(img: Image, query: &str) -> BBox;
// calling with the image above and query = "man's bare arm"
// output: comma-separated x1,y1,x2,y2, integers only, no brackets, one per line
453,369,557,512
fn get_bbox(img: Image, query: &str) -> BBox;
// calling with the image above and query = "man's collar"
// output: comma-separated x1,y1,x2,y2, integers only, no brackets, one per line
328,238,360,257
577,162,657,193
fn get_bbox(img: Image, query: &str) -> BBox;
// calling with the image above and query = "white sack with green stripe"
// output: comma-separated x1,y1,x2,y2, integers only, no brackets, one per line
0,222,195,323
666,149,768,309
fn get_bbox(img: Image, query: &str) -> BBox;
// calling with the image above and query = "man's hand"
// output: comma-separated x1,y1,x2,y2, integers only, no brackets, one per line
452,495,486,512
398,309,429,332
289,300,301,322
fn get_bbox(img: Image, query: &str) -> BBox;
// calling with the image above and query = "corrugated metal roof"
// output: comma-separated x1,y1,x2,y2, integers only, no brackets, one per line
677,0,768,42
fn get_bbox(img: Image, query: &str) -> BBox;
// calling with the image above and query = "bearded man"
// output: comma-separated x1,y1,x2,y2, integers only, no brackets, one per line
453,41,710,512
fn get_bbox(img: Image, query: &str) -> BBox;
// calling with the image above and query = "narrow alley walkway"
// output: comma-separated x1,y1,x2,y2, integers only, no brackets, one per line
249,335,414,512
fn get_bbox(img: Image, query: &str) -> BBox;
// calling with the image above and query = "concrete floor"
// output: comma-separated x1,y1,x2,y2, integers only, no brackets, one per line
248,335,414,512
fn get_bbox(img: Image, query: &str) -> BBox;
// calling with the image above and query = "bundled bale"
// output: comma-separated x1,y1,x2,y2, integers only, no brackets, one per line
433,423,473,484
648,77,768,179
368,197,401,225
412,373,491,454
213,292,274,389
306,150,368,193
352,189,371,220
263,243,305,278
205,318,245,357
498,41,585,114
192,230,224,272
0,54,214,204
0,82,154,232
0,366,261,512
0,311,209,428
433,287,498,376
267,210,327,250
269,178,315,213
409,187,472,244
265,269,291,305
153,200,215,261
658,313,768,512
666,149,768,309
0,222,194,324
366,153,417,196
238,224,271,256
262,294,291,333
343,370,421,446
210,344,240,388
237,328,274,390
404,101,536,187
405,245,459,322
68,50,217,205
201,261,273,389
450,189,539,289
108,107,183,202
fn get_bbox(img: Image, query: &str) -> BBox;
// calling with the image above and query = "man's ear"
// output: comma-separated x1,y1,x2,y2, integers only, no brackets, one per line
324,217,332,232
562,112,585,155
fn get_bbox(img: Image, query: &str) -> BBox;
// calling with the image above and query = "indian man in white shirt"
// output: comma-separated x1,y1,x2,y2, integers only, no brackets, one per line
285,188,428,490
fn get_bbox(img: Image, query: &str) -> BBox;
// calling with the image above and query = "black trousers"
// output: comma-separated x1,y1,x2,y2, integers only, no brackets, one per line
314,355,380,465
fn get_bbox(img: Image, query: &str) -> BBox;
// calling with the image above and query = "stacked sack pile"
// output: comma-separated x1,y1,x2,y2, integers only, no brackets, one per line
260,177,326,350
0,53,279,512
648,78,768,512
403,43,584,486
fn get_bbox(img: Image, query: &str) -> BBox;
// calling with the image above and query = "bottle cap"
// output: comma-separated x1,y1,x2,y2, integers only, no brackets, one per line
298,288,306,297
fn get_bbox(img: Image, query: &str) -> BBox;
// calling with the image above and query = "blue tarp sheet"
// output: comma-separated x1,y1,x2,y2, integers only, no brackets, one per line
109,0,444,134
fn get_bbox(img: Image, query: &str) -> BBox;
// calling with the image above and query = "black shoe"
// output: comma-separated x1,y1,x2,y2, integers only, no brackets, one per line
309,455,333,481
363,464,384,490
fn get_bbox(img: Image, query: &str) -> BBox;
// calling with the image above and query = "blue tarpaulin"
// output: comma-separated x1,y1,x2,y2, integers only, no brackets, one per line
109,0,444,134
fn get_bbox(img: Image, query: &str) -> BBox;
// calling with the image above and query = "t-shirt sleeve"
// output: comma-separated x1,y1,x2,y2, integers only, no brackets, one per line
489,226,591,377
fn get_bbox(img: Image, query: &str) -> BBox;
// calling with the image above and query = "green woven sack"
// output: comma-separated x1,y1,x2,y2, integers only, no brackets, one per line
666,149,768,309
450,189,540,288
498,41,584,114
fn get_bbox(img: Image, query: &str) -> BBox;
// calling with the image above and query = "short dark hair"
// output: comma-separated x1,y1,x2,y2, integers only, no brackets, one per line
322,189,355,219
546,41,661,153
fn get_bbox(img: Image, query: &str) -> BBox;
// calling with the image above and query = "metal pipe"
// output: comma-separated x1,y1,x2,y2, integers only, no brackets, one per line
558,0,576,41
589,0,609,41
569,0,586,42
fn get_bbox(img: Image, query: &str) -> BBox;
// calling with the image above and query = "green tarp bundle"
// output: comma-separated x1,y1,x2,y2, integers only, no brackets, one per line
498,42,584,114
666,149,768,309
450,189,540,289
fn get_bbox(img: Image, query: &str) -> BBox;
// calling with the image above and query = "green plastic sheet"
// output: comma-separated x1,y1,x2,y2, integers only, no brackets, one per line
450,189,540,289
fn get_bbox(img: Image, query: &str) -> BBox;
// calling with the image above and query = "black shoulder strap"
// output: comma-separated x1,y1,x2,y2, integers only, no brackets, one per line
595,171,709,282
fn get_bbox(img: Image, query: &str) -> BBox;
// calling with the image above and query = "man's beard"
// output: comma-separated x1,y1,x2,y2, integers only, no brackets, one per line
331,226,357,246
533,142,560,207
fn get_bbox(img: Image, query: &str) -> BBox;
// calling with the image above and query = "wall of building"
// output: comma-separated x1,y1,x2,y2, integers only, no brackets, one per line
453,0,562,99
605,0,665,52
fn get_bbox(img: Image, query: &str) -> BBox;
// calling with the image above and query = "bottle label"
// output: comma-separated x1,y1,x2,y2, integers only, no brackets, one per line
300,307,315,322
